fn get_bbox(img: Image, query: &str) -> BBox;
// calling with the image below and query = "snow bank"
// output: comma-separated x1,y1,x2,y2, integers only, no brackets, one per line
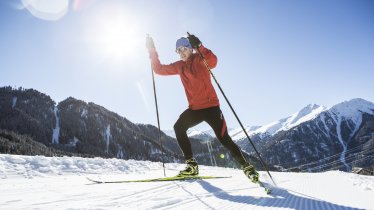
0,154,163,178
0,154,373,210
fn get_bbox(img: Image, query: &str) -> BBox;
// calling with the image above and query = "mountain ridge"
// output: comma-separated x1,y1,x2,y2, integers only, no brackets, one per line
0,86,252,169
1,86,373,171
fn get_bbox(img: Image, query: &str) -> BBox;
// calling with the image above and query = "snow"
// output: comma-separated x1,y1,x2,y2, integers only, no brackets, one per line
329,99,374,144
104,125,111,153
230,126,261,141
331,112,350,171
285,104,327,130
80,108,88,118
0,154,373,209
187,129,205,137
52,106,60,144
12,96,17,108
164,127,216,140
69,136,79,147
329,98,374,122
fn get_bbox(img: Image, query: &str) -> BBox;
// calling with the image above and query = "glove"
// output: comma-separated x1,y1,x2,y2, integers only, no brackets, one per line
146,35,155,50
187,34,202,49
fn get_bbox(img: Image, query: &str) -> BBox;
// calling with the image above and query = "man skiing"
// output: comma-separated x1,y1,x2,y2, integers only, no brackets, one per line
146,33,259,183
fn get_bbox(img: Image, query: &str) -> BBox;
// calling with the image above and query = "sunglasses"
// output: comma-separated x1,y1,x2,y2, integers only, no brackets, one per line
176,46,190,54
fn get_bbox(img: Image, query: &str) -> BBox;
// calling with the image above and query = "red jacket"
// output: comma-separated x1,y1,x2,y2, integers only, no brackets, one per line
149,45,220,110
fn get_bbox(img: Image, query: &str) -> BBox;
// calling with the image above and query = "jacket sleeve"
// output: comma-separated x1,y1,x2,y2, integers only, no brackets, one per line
197,45,217,69
149,48,179,75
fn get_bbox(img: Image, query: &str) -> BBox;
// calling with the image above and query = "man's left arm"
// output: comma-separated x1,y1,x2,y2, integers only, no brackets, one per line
188,34,217,69
197,45,217,69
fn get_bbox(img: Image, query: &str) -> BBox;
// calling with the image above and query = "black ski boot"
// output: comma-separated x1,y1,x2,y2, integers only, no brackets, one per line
178,158,199,176
242,162,259,183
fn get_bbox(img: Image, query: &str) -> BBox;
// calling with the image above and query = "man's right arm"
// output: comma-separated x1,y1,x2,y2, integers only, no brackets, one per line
146,35,179,75
148,48,179,76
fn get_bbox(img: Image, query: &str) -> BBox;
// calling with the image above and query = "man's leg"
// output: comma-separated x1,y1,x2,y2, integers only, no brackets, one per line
204,106,259,182
174,108,203,176
204,106,247,165
174,108,203,160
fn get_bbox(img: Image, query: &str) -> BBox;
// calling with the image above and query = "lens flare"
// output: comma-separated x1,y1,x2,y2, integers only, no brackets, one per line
136,81,151,112
22,0,69,21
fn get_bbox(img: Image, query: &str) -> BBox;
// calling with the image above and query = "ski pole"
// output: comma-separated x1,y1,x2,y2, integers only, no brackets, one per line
147,34,166,177
188,32,276,185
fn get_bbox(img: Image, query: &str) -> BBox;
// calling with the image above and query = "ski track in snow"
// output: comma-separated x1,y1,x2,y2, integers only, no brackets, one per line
0,154,373,209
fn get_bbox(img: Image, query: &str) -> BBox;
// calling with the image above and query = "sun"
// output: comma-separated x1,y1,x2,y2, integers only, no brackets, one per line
83,5,143,64
92,17,138,61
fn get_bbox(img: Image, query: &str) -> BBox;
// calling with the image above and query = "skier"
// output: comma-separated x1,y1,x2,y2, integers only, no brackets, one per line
146,33,259,183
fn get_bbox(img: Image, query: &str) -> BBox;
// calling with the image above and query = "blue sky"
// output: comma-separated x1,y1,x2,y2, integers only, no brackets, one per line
1,0,373,130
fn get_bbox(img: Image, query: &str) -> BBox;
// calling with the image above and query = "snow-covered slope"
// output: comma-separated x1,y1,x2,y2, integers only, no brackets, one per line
230,104,327,141
164,128,216,141
328,98,374,130
325,98,374,169
230,126,262,141
257,104,327,135
0,154,373,209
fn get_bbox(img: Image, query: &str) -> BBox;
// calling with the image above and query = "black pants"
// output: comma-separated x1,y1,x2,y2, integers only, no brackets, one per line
174,106,246,166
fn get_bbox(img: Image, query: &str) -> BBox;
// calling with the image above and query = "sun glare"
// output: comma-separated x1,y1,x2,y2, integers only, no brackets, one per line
83,5,143,64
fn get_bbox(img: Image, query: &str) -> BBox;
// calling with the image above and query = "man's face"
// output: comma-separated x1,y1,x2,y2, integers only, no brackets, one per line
176,46,193,62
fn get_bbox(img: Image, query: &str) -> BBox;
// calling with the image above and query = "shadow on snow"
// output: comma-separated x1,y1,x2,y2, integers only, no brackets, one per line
195,180,362,210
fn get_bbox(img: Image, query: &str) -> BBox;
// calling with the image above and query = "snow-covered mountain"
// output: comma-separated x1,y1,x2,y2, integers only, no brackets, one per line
163,128,216,141
0,154,373,209
230,104,328,141
235,98,374,172
0,86,181,162
231,99,374,141
0,86,246,168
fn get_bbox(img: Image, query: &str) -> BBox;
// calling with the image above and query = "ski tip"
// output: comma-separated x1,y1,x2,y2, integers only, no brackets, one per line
87,177,104,184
